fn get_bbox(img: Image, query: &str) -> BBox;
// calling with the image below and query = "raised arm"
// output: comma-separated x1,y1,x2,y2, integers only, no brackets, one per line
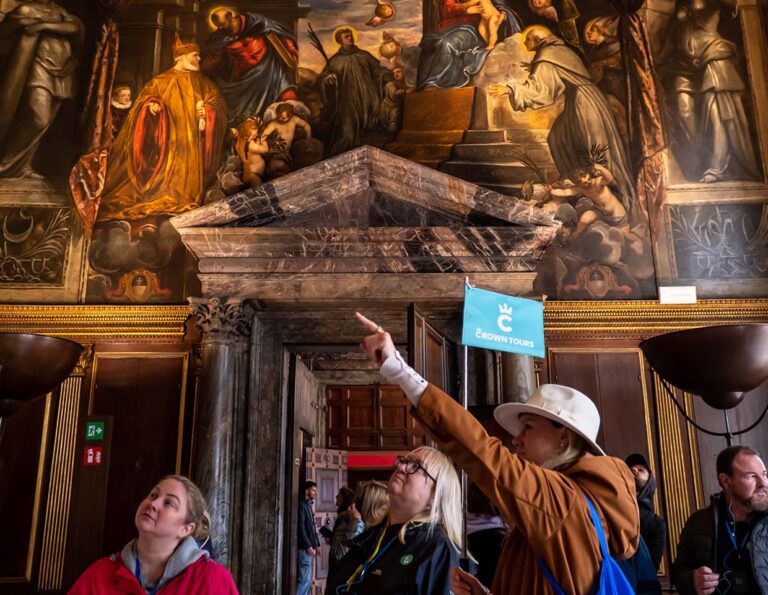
591,162,614,184
355,312,580,548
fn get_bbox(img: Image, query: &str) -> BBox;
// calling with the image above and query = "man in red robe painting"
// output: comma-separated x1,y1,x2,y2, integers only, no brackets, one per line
97,38,227,221
202,7,298,124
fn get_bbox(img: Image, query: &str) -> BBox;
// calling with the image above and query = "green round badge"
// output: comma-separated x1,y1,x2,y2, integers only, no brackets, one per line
400,554,414,566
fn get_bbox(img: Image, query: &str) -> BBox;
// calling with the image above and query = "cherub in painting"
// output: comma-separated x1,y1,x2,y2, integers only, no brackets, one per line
460,0,507,49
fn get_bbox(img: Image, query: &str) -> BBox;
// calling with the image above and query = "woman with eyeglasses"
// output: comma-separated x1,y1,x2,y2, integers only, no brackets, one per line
355,313,639,595
324,446,462,594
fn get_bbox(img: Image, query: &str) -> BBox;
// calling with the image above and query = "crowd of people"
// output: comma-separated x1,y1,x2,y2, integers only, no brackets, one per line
64,313,768,594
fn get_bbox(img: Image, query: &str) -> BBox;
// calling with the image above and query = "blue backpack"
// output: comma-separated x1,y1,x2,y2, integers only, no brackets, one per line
535,494,635,595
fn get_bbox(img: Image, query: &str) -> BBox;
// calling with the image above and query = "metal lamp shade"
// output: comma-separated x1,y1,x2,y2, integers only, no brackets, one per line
640,324,768,409
0,333,83,402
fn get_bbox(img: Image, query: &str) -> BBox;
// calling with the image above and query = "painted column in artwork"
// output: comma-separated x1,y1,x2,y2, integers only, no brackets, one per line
189,297,253,568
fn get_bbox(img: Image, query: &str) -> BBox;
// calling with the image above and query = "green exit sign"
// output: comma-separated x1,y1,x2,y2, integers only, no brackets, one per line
85,421,105,441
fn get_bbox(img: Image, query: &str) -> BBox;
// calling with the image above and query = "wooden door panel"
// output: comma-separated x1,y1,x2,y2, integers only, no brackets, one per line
326,385,422,451
408,304,458,397
595,352,648,459
90,355,185,557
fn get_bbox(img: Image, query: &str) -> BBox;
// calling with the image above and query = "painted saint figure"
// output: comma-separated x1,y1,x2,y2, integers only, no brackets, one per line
97,38,227,222
0,0,84,179
668,0,760,183
488,28,635,202
321,27,390,156
417,0,520,90
202,7,298,123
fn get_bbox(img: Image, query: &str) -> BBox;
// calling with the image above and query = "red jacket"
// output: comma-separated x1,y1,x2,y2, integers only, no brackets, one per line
68,554,239,594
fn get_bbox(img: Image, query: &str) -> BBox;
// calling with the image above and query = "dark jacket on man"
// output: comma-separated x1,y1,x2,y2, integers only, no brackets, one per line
671,493,768,594
639,497,666,571
298,497,320,551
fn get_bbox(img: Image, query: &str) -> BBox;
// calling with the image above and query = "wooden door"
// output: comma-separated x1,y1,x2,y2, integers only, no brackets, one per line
408,304,458,398
305,447,347,595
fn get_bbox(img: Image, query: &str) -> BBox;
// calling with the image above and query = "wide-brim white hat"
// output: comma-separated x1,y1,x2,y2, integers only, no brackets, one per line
494,384,605,455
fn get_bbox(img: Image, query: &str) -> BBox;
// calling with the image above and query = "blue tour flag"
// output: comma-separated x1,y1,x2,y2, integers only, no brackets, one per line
461,286,545,358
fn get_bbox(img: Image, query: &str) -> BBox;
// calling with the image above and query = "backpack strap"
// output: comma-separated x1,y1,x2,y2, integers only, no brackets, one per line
533,493,610,595
583,494,610,559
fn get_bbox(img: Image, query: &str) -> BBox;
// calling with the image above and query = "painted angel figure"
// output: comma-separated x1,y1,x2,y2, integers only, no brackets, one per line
367,0,396,27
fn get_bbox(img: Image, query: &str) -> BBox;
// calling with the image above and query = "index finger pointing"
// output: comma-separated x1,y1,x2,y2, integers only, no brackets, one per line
355,311,380,332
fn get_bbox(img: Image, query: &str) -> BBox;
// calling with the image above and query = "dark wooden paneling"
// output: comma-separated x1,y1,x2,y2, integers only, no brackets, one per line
694,381,768,498
326,385,426,451
549,351,650,459
89,355,185,557
0,394,49,581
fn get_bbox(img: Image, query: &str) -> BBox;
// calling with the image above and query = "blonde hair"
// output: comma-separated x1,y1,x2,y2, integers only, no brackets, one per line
393,446,463,551
161,474,211,542
356,480,389,527
540,428,589,472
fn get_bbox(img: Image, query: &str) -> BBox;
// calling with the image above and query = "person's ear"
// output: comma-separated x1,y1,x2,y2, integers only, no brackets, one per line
179,522,195,540
718,472,731,491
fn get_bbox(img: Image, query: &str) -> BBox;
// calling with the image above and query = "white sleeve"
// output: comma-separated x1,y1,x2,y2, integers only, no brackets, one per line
379,351,428,406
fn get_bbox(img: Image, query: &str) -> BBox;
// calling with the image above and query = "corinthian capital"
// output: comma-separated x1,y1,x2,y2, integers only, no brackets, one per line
189,297,253,340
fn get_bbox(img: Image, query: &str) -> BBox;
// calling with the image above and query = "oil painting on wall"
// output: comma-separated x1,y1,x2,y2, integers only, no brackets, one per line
0,0,765,304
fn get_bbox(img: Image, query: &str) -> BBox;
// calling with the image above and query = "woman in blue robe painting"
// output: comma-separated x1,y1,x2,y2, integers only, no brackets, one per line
417,0,521,90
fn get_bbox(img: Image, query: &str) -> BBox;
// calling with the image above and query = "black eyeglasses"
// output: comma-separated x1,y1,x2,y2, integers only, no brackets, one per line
394,455,436,483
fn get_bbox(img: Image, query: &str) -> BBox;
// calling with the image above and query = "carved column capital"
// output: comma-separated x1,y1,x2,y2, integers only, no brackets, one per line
189,297,254,341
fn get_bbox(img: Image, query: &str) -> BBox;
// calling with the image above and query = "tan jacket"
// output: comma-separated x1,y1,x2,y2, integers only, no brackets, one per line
411,384,639,595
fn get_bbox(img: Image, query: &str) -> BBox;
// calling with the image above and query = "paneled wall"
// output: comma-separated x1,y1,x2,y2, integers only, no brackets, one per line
0,306,191,594
325,385,427,451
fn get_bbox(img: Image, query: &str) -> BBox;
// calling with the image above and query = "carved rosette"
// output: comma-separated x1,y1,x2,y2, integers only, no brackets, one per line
189,297,253,342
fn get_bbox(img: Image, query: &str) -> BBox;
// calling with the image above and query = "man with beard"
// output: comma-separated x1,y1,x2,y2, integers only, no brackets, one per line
202,7,298,123
672,446,768,595
625,453,667,571
320,27,389,156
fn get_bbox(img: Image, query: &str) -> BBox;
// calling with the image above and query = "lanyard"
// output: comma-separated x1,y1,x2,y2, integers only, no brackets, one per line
134,558,159,595
339,526,400,594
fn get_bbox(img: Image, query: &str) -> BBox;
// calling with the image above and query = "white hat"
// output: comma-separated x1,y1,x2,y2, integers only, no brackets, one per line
494,384,604,455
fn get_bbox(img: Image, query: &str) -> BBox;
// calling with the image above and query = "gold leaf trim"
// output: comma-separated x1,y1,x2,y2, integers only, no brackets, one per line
0,305,190,340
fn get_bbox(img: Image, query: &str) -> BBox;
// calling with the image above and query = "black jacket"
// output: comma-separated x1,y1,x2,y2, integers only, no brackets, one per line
298,497,320,550
671,493,768,595
325,521,458,595
638,498,666,571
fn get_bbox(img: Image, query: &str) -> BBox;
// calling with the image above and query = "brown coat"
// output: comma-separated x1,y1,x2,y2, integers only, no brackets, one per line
411,384,639,595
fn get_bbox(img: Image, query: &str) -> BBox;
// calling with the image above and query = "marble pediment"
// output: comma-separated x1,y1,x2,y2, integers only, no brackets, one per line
171,146,560,303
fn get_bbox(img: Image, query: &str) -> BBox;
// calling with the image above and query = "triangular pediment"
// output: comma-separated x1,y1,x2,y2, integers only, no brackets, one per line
171,146,557,229
170,147,560,304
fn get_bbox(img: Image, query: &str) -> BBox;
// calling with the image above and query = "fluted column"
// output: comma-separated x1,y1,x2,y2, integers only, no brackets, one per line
189,297,253,566
500,352,536,403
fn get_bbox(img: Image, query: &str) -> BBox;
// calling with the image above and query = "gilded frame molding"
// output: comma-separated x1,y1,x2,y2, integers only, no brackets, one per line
0,305,191,341
543,299,768,337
